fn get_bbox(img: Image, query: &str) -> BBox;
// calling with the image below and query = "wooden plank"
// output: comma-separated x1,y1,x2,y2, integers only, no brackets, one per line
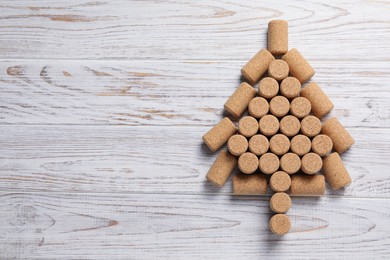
0,0,389,61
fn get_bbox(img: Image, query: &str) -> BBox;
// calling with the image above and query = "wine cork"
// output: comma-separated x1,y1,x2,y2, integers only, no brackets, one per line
206,150,237,187
280,77,301,99
248,97,269,118
322,152,352,190
224,82,257,118
268,60,289,81
312,134,333,156
259,153,280,174
300,82,334,119
259,114,279,136
227,134,248,156
203,117,237,152
248,134,269,156
238,116,259,138
270,192,292,213
280,115,300,137
242,49,275,85
269,214,290,235
258,77,279,99
290,134,311,156
269,96,290,117
282,48,315,83
290,97,311,118
301,152,323,175
280,153,301,175
270,171,291,192
233,173,267,195
238,152,259,174
269,134,290,156
290,174,325,195
301,115,322,138
321,117,355,154
267,20,288,55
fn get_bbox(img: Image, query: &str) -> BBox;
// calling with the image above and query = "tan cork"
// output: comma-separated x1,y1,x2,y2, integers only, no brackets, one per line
238,116,259,138
224,82,257,118
280,77,301,99
259,114,279,136
248,134,269,156
267,20,288,55
300,82,334,119
233,173,267,195
242,49,275,85
238,152,259,174
258,77,279,99
270,171,291,192
203,117,237,152
270,192,292,214
227,134,248,156
269,96,290,117
290,134,311,156
282,48,315,83
270,134,290,156
301,115,322,138
280,153,301,175
248,97,269,118
269,214,291,235
280,115,300,137
259,153,280,174
290,97,311,118
268,60,289,81
323,152,352,190
301,152,323,175
206,150,237,187
312,134,333,156
321,117,355,154
290,174,325,196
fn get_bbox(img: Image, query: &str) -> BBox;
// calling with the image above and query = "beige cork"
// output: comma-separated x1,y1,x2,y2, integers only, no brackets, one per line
227,134,248,156
233,173,267,195
281,48,315,83
269,134,290,156
290,174,325,196
224,82,257,118
248,97,269,118
267,20,288,55
301,152,323,175
259,114,279,136
268,60,289,81
259,153,280,174
258,77,279,99
300,82,334,119
280,115,300,137
312,134,333,156
270,171,291,192
269,214,291,235
249,134,269,156
238,116,259,138
270,192,292,214
301,115,322,138
321,117,355,154
203,117,237,152
280,153,301,175
280,77,301,99
206,150,237,187
242,49,275,85
290,97,311,118
238,152,259,174
291,134,311,156
322,152,352,190
269,96,290,117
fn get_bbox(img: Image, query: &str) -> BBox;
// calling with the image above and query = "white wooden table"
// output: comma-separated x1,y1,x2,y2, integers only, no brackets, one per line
0,1,389,259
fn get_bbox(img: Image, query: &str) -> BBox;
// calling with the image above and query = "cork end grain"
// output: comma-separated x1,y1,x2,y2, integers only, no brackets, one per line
291,134,311,156
280,153,301,175
269,134,290,156
301,152,323,175
258,77,279,99
290,97,311,118
270,192,292,213
228,134,249,156
259,114,279,136
238,116,259,138
268,60,289,81
312,134,333,156
301,115,322,138
248,97,269,118
269,96,290,117
249,134,269,156
238,152,259,174
280,77,301,99
206,150,238,187
259,152,280,174
270,171,291,192
233,173,267,195
269,214,291,235
280,115,300,137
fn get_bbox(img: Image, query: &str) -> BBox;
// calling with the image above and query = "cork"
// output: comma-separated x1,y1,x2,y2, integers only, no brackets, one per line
322,152,352,190
282,48,315,83
269,96,290,117
238,152,259,174
268,60,289,81
290,134,311,156
203,117,237,152
267,20,288,55
259,153,280,174
233,173,267,195
224,82,257,118
227,134,248,156
301,115,322,138
238,116,259,138
206,150,237,187
248,134,269,156
290,97,311,118
259,114,279,136
258,77,279,99
242,49,275,85
270,192,292,213
269,214,290,235
300,82,334,119
301,152,323,175
321,117,355,154
248,97,269,118
312,134,333,156
280,115,300,137
269,134,290,156
280,153,301,175
270,171,291,192
280,77,301,99
290,174,325,195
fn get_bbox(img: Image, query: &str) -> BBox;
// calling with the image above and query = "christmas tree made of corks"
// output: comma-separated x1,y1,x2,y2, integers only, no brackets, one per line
202,20,355,235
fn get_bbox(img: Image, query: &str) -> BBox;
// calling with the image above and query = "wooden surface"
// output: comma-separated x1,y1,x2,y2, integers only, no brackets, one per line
0,0,389,259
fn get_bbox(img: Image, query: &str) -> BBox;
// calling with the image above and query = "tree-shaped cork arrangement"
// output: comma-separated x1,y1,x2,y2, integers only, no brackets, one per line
202,20,355,235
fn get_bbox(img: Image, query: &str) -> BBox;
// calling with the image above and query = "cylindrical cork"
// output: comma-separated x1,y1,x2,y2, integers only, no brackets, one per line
249,134,269,156
203,117,237,152
312,134,333,156
291,134,311,156
258,77,279,99
321,117,355,154
269,134,290,156
268,60,289,81
270,192,292,213
282,48,315,83
269,96,290,117
280,153,301,175
269,214,290,235
259,153,280,174
290,174,325,195
280,77,301,99
233,173,267,195
267,20,288,55
300,82,334,119
301,115,322,138
280,115,300,137
206,150,237,187
270,171,291,192
242,49,275,85
301,153,322,175
224,82,257,118
290,97,311,118
238,116,259,138
259,114,279,136
248,97,269,118
227,134,248,156
238,152,259,174
322,152,352,190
